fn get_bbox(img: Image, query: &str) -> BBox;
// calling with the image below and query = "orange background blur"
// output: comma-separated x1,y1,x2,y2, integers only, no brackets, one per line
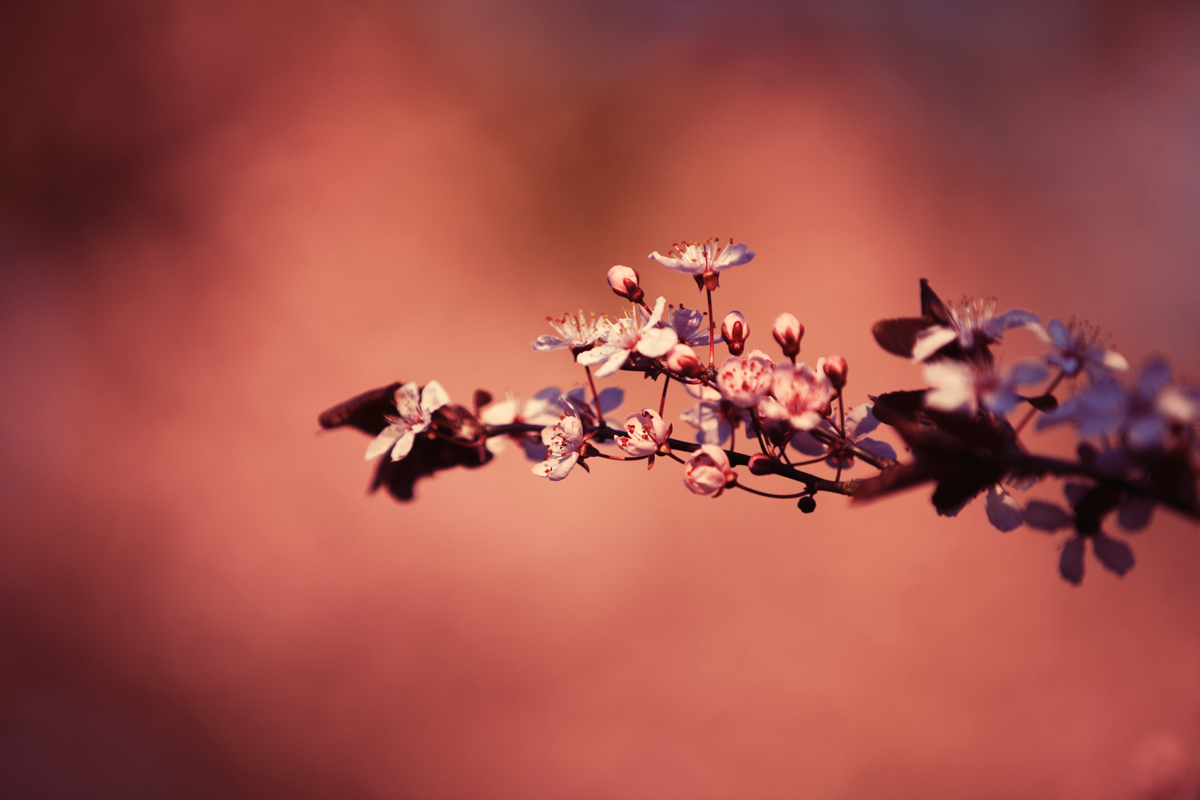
2,2,1200,797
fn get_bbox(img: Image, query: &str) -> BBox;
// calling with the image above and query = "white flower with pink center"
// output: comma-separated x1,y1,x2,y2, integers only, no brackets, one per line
683,444,734,496
532,411,586,481
763,361,834,431
649,238,754,277
364,381,451,461
715,349,775,408
618,408,670,457
533,309,610,353
575,296,678,377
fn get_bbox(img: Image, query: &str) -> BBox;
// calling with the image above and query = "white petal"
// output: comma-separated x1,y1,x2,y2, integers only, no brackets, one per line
924,362,976,414
648,251,695,273
644,296,667,328
636,327,679,358
480,399,518,426
911,326,958,362
985,484,1024,532
845,403,879,439
420,380,451,413
1099,349,1128,372
547,453,579,480
390,430,416,460
985,308,1039,336
1007,361,1049,385
532,335,569,352
790,431,827,457
714,242,754,269
594,349,632,378
597,387,625,413
486,437,507,455
856,438,897,461
575,345,614,366
364,426,401,460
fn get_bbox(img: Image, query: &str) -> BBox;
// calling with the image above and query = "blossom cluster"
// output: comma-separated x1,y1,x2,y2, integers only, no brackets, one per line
320,241,1199,586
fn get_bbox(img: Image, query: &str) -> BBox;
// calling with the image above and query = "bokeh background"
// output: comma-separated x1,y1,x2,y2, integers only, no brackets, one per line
2,1,1200,797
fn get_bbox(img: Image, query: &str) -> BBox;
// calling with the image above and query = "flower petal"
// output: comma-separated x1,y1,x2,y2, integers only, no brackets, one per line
714,242,754,270
636,327,679,358
845,403,879,439
985,308,1039,336
1024,501,1073,531
790,431,827,457
856,437,897,461
364,426,401,460
420,380,451,414
1059,536,1085,585
1092,533,1135,576
1117,496,1156,531
532,334,570,352
911,325,958,362
548,452,579,480
593,349,632,378
985,484,1024,532
389,429,416,461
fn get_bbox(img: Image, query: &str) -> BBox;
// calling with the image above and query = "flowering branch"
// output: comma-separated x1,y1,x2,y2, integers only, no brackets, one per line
320,242,1199,586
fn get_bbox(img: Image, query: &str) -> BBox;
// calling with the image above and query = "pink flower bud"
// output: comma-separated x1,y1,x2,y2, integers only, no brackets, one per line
683,444,734,497
772,313,804,359
824,355,848,390
665,343,704,378
606,265,644,303
721,311,748,356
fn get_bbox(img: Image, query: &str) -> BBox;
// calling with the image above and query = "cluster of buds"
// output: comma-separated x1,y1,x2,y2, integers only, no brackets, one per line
321,241,1199,586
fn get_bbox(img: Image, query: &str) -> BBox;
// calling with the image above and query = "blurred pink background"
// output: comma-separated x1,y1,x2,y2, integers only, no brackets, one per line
2,1,1200,797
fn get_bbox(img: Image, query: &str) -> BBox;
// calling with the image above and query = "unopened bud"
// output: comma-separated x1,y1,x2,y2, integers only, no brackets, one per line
823,355,848,391
606,265,644,304
665,343,704,377
772,313,804,359
721,311,748,356
747,454,774,475
797,494,817,514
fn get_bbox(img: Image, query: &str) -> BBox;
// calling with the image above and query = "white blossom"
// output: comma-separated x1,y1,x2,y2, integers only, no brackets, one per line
618,409,670,457
683,444,734,496
762,361,834,431
364,381,450,461
715,349,775,409
649,238,754,277
532,411,586,480
533,310,610,353
575,296,678,377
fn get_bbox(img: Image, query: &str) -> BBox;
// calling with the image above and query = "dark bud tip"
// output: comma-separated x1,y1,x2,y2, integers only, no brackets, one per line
798,495,817,514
